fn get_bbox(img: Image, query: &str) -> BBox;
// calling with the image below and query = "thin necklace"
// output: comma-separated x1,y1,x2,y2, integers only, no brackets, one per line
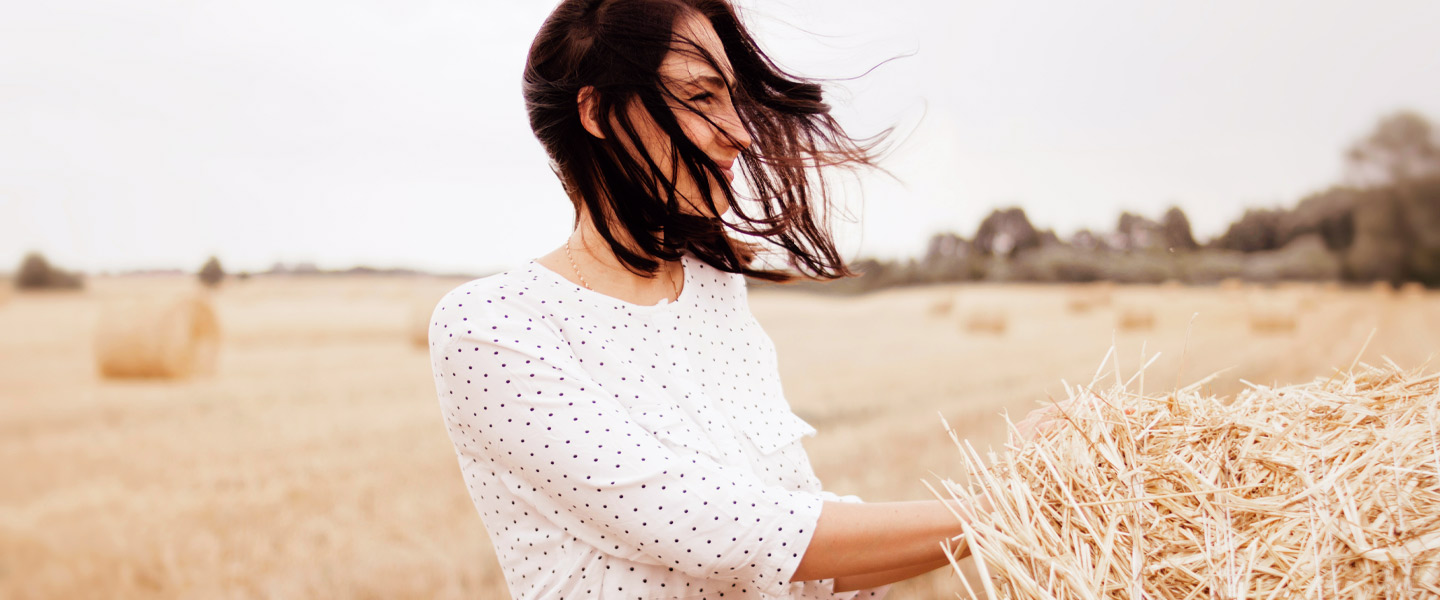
565,237,681,301
564,238,591,290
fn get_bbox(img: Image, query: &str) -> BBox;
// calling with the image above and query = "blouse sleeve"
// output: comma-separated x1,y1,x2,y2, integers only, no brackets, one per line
430,294,825,597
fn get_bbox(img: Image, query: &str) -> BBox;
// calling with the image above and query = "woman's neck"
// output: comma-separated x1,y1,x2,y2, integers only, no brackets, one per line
543,225,685,305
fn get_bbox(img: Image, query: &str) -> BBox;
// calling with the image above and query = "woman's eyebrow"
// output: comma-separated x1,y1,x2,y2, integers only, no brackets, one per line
691,74,732,90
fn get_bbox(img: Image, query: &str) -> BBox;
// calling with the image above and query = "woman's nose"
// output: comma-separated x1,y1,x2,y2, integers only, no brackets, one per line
719,109,752,151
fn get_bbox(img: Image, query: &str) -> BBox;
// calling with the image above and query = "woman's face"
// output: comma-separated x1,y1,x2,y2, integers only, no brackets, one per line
623,12,752,218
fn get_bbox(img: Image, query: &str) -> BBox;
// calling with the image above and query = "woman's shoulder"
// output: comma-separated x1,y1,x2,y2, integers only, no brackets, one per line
427,264,560,345
683,253,751,301
436,265,532,306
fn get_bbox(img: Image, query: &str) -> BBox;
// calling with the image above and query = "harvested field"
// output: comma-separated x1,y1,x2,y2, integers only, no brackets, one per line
1246,299,1299,334
1,277,1437,599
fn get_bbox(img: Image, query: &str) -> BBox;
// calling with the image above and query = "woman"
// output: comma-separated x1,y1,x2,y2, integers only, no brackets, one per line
428,0,993,597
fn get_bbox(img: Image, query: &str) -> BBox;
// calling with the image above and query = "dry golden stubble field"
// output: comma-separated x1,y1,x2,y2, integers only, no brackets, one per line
0,275,1435,599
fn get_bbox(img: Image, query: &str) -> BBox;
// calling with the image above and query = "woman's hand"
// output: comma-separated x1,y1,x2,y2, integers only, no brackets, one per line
1011,400,1071,442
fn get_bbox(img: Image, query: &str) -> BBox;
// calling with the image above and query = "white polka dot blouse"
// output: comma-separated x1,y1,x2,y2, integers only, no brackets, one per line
428,251,890,599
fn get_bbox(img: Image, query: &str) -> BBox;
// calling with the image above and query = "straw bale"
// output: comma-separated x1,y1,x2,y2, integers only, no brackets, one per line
1064,295,1097,314
964,309,1007,335
1066,284,1113,314
95,293,220,379
1218,277,1245,292
934,360,1440,599
1371,280,1395,296
1400,281,1426,299
1115,305,1154,331
930,295,957,317
1247,301,1297,334
410,302,434,349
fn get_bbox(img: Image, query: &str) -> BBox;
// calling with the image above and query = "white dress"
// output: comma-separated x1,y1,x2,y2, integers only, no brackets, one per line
428,251,890,600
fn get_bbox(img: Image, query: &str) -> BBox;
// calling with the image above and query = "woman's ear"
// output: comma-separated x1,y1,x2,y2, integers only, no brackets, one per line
577,86,605,139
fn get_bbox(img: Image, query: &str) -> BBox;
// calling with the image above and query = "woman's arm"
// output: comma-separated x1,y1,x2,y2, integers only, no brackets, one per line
791,499,976,584
832,558,952,593
810,404,1057,589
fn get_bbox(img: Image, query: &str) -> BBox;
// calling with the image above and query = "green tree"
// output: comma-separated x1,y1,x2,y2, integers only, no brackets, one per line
1214,208,1282,253
1344,190,1407,282
973,207,1040,257
1277,187,1357,251
198,256,225,288
1346,110,1440,187
16,252,83,290
1115,211,1162,251
1160,206,1199,251
1340,112,1440,284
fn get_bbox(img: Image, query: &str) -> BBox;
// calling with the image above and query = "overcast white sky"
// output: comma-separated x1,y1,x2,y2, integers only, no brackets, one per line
4,0,1439,274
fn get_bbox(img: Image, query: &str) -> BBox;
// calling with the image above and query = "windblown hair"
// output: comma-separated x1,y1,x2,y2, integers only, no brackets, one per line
523,0,889,282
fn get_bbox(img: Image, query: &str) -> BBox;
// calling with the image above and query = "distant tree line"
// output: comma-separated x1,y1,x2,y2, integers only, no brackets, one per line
761,110,1440,294
12,253,231,291
9,253,448,292
13,112,1437,294
15,252,84,290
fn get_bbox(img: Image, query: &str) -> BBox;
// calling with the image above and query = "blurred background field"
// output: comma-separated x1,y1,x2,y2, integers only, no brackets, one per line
1,274,1436,599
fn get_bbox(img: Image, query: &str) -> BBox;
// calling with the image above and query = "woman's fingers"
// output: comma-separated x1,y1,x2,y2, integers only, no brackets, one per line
1013,403,1066,441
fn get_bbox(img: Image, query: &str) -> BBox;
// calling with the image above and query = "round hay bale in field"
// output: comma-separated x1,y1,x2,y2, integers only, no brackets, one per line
963,308,1007,335
1065,283,1112,314
1064,295,1094,314
409,301,435,349
1370,280,1395,296
1247,301,1297,334
929,295,956,317
1115,304,1154,331
1064,294,1103,314
1218,277,1245,292
935,362,1440,599
95,293,220,379
1400,281,1426,299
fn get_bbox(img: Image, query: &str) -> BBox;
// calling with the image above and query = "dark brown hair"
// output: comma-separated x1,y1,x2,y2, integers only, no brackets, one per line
523,0,889,282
